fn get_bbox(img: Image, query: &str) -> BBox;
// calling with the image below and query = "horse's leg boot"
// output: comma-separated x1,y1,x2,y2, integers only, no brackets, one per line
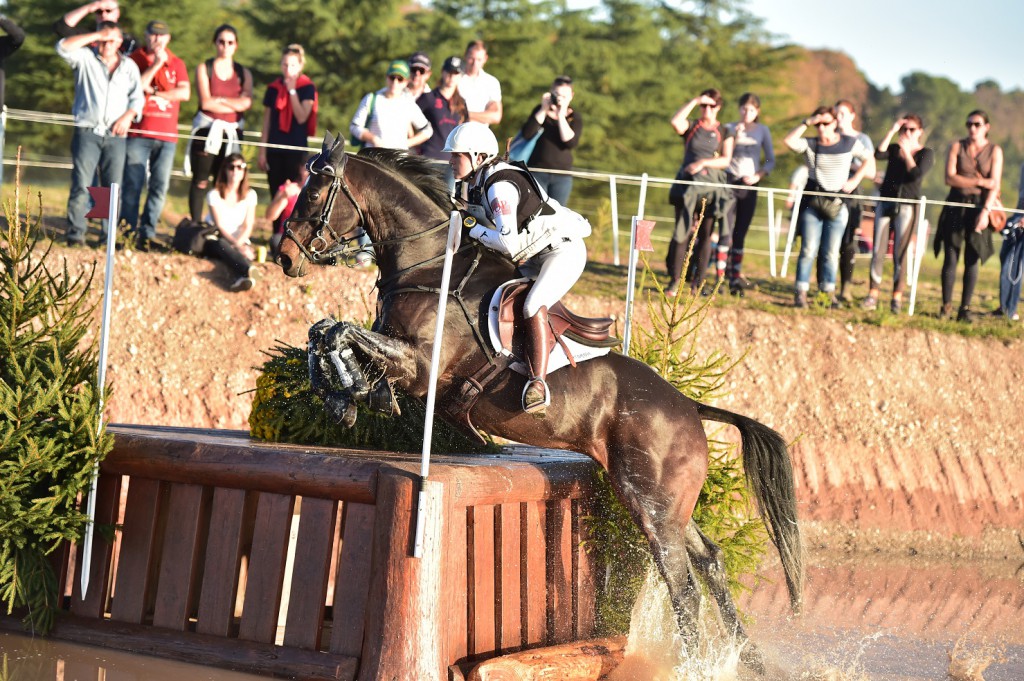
523,306,553,414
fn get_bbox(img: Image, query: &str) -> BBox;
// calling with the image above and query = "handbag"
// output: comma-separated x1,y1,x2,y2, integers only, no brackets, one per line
508,129,541,163
808,194,844,220
988,196,1007,231
172,218,218,255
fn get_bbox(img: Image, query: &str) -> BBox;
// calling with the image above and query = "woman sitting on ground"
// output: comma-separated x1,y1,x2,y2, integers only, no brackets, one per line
205,152,258,291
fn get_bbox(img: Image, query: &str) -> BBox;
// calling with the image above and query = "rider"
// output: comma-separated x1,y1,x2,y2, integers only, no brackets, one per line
444,121,591,415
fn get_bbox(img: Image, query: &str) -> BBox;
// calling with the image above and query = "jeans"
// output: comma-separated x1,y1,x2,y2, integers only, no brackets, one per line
869,201,916,293
999,226,1024,318
796,204,848,292
67,128,127,242
532,171,573,206
121,136,177,239
201,236,251,279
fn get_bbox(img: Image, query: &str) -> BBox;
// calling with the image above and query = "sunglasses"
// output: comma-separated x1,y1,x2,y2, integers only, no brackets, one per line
700,103,719,109
229,163,246,170
217,39,236,45
388,74,406,82
411,67,427,75
966,120,985,128
97,8,118,14
901,126,920,133
815,120,835,127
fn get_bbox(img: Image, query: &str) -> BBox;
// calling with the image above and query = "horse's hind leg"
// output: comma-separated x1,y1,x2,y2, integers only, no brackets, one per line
685,521,766,674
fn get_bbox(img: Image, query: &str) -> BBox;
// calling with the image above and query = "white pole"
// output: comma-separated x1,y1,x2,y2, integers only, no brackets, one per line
413,211,462,558
781,189,802,278
767,190,777,277
609,175,620,267
81,183,119,597
908,196,928,317
622,173,648,355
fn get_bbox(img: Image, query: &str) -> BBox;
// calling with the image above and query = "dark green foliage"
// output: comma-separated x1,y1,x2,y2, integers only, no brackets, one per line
249,342,496,454
0,179,112,633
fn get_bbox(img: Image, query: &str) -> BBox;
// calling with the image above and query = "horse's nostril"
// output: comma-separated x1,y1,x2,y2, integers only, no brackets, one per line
278,253,292,272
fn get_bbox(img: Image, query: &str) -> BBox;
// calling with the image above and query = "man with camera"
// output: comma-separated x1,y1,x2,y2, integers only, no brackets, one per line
515,75,582,206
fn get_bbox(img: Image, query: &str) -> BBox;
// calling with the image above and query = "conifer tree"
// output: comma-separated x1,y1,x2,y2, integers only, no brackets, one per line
0,168,112,633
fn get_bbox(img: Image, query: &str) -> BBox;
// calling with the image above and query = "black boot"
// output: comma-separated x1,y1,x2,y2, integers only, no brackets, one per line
523,306,554,414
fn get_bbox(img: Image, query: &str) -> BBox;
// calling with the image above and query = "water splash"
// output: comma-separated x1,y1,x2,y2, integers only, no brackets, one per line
948,634,1007,681
605,565,742,681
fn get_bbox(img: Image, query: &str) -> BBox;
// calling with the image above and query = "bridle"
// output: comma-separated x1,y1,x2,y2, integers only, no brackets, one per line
282,161,366,266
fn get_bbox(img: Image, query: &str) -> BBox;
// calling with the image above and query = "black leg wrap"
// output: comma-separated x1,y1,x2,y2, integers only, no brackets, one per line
366,377,400,416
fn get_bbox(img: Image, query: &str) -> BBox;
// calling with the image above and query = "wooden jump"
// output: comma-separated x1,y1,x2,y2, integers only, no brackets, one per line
6,425,601,681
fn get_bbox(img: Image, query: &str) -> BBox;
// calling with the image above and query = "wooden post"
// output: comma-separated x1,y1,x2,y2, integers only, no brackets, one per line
358,472,447,681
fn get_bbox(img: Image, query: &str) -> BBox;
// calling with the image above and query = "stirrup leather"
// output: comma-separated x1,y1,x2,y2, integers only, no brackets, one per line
522,377,550,413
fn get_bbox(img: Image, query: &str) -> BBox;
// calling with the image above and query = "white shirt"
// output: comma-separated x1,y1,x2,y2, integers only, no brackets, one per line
349,89,431,150
457,70,502,115
207,188,257,241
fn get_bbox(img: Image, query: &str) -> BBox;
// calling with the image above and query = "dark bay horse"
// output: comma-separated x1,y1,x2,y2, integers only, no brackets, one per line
277,134,803,668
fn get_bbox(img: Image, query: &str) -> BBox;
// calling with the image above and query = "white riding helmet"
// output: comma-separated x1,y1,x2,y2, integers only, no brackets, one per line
443,122,499,164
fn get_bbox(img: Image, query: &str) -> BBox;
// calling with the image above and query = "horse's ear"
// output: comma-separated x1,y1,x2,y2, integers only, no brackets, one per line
322,131,336,153
329,135,348,167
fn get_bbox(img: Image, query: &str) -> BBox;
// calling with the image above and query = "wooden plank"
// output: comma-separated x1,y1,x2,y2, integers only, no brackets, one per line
283,497,338,650
152,483,209,630
495,502,522,653
547,498,573,643
521,501,546,646
69,470,122,618
466,637,626,681
14,613,358,681
195,487,251,637
468,504,495,657
109,478,164,624
357,474,447,681
238,492,295,643
329,501,375,656
573,498,596,639
445,504,469,664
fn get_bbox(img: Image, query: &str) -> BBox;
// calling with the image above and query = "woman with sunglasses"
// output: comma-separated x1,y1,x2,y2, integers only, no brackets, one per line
933,110,1003,322
204,153,258,292
188,24,252,223
349,60,432,150
784,105,872,308
863,114,934,314
259,44,317,249
665,88,735,297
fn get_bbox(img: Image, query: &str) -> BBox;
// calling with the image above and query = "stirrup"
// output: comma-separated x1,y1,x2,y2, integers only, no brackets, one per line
522,377,550,414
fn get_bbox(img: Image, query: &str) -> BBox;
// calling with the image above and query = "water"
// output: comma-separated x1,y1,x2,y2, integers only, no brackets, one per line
1,553,1021,680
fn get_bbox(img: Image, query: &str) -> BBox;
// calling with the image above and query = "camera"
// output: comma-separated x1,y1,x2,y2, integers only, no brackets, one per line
549,91,561,106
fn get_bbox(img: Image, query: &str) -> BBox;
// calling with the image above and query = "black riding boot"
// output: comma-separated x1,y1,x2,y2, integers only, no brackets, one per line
523,306,553,414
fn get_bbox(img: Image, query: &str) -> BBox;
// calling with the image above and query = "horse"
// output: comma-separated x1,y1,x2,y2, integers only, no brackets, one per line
277,133,803,670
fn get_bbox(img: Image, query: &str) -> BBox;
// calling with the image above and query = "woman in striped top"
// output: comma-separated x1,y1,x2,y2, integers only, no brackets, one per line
783,105,872,308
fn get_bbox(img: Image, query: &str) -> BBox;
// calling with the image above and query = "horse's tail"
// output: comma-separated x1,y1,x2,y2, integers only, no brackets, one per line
696,402,804,613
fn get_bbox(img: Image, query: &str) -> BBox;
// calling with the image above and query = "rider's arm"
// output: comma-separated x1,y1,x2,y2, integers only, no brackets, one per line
468,180,523,257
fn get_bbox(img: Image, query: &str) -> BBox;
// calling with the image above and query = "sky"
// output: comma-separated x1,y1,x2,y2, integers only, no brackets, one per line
742,0,1022,93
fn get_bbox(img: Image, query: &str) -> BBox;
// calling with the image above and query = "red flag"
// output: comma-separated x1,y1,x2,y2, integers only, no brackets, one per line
85,186,111,219
634,219,656,252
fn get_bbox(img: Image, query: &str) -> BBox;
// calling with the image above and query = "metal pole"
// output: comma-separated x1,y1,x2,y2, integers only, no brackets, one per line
767,190,777,277
413,211,461,558
622,173,648,355
609,175,620,267
81,182,120,596
781,189,802,278
908,196,928,317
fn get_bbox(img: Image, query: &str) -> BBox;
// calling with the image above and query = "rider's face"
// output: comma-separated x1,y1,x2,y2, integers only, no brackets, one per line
449,152,474,180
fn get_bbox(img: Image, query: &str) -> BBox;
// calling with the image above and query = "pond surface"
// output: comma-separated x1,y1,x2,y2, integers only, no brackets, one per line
1,553,1021,680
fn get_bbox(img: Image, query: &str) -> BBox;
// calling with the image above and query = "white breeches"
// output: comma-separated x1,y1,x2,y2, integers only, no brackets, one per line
518,237,587,317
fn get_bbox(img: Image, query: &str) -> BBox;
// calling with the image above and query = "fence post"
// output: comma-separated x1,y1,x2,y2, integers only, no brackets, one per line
767,190,777,277
622,173,648,355
780,188,802,278
908,196,929,317
609,175,620,267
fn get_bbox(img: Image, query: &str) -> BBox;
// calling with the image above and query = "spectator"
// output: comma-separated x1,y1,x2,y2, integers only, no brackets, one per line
784,105,872,308
187,24,252,223
519,75,581,207
258,43,317,245
458,40,502,125
724,92,775,296
933,110,1003,322
265,154,312,255
996,162,1024,321
415,55,467,187
204,152,258,292
833,99,876,302
0,13,26,189
121,20,190,252
665,88,735,297
56,22,143,247
53,1,136,55
349,60,432,150
407,51,431,99
862,114,934,314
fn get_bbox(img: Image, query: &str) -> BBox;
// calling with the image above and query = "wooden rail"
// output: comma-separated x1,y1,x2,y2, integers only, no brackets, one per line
15,425,601,680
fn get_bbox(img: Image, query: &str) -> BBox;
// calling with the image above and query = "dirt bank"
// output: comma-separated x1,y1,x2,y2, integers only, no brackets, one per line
51,246,1024,560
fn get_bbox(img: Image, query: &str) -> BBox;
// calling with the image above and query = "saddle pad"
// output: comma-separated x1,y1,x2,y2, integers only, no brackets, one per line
487,278,611,377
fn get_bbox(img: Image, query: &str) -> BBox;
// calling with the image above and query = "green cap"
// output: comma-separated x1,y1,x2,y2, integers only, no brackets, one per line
386,60,410,80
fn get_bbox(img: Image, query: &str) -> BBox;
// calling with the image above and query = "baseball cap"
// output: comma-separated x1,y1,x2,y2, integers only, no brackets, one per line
146,20,170,35
386,60,411,80
442,56,464,74
408,52,431,70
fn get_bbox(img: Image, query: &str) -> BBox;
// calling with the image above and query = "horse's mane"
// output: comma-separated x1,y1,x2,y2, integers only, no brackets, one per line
357,148,453,212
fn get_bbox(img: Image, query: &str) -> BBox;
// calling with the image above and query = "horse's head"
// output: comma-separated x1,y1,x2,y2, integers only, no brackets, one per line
278,132,367,278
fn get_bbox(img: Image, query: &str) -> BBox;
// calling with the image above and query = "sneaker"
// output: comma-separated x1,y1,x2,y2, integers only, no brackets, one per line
730,275,756,291
66,237,86,248
861,295,878,311
890,298,903,314
230,276,255,292
939,302,954,320
354,251,373,268
794,290,808,308
1013,313,1020,322
830,295,843,310
956,306,973,323
665,280,679,298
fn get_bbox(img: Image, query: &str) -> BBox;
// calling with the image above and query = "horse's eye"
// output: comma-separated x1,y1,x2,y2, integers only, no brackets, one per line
309,191,320,202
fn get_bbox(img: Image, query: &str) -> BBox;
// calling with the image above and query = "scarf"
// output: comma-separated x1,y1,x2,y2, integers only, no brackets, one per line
268,74,317,136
